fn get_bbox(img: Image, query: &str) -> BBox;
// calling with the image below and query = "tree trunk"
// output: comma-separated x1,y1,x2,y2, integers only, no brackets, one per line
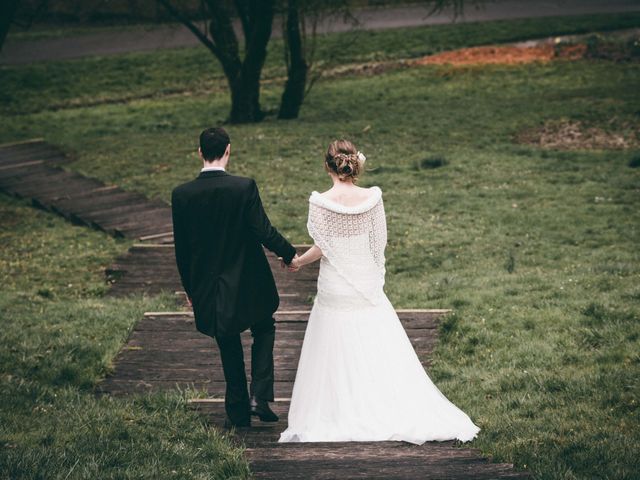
278,0,308,120
0,0,20,52
228,0,274,123
157,0,274,124
229,72,264,123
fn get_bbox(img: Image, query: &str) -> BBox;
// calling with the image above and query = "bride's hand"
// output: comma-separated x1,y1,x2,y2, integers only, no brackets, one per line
288,255,301,272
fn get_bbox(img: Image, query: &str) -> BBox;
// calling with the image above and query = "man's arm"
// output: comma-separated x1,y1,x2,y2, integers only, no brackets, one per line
244,179,297,264
171,189,192,300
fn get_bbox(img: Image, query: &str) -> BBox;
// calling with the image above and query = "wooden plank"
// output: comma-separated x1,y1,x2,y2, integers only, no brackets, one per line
96,206,170,226
0,150,67,164
189,398,291,404
0,160,44,171
139,231,173,241
18,175,96,198
246,459,528,480
141,310,445,317
0,165,66,183
116,217,174,235
91,210,170,233
35,183,115,207
54,191,142,213
0,137,45,148
140,234,174,244
48,184,121,203
0,163,64,181
83,203,165,225
96,379,294,394
138,312,443,329
120,223,174,238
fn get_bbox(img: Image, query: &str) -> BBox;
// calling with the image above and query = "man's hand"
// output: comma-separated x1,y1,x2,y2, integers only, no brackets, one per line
279,254,301,272
287,254,301,272
186,295,193,308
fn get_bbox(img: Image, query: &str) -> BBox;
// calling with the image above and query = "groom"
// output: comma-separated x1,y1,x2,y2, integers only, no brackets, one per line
171,127,298,428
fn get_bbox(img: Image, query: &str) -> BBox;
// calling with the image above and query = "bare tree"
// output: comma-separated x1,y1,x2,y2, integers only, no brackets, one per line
157,0,275,123
278,0,307,119
157,0,484,123
277,0,485,119
277,0,352,119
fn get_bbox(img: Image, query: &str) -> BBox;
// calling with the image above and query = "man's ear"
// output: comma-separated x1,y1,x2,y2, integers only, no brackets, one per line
225,144,231,157
198,147,204,160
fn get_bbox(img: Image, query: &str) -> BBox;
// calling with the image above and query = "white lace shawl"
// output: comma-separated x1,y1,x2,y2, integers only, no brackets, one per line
307,186,387,305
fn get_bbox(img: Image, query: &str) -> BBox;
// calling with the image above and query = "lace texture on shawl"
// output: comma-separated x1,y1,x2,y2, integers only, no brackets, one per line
307,186,387,306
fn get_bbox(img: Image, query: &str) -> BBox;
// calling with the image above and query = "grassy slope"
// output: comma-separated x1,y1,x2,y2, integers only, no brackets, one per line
1,13,639,480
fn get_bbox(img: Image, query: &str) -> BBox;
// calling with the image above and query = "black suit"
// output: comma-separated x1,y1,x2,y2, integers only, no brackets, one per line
171,169,296,422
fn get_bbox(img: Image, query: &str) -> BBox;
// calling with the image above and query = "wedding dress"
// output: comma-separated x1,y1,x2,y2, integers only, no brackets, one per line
278,186,481,445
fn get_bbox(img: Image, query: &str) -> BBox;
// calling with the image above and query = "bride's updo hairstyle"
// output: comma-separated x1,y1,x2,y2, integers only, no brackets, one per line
325,139,364,183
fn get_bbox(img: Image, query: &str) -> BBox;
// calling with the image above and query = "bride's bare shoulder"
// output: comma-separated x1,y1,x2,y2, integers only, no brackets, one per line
319,185,378,199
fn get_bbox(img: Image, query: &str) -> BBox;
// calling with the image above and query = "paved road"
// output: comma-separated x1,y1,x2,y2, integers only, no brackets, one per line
2,0,640,65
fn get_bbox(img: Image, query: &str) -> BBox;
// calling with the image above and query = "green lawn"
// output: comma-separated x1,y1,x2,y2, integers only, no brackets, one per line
2,11,640,115
1,13,639,480
0,195,251,479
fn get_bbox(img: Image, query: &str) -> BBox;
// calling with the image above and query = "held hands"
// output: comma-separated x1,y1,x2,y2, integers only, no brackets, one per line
279,253,301,272
289,254,301,272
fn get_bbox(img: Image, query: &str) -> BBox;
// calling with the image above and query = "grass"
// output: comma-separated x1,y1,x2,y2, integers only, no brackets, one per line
0,195,251,478
1,13,639,480
2,12,640,115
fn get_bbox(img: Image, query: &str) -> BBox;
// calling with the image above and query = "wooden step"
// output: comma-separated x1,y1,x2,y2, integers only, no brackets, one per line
0,140,171,240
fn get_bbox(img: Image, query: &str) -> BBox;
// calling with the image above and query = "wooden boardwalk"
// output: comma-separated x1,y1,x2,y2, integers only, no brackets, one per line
0,139,173,241
2,139,530,479
96,308,441,397
97,300,528,478
105,244,319,311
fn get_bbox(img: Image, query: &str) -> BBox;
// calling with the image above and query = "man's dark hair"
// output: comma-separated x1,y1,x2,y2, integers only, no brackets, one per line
199,127,230,161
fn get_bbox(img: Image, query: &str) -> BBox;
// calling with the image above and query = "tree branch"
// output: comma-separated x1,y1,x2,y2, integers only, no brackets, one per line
241,0,274,76
233,0,251,46
203,0,241,70
156,0,223,58
421,0,485,21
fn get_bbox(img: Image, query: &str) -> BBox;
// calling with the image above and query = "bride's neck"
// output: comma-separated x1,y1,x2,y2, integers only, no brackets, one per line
331,178,355,188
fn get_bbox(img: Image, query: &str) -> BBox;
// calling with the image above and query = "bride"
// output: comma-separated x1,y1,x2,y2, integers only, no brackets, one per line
278,140,480,445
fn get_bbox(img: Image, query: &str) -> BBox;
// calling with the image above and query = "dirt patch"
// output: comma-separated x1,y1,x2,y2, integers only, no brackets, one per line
514,118,640,150
322,43,587,79
413,43,587,66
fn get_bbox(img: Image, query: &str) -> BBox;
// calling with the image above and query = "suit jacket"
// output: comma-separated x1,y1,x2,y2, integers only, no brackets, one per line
171,170,297,338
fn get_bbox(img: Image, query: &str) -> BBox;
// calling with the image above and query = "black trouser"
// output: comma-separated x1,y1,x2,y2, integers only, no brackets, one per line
214,316,275,423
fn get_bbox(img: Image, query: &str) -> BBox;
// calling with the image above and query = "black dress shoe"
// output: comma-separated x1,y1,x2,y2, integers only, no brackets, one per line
223,417,251,429
249,396,279,422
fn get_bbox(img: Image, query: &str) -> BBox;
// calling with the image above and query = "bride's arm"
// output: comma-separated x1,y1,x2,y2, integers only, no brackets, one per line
290,244,322,270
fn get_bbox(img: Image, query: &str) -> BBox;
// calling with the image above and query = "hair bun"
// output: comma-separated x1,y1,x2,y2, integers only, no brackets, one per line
325,140,364,182
334,153,355,175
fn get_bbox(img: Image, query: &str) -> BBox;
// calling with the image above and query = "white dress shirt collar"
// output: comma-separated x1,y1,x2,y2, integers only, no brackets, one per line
201,166,226,172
